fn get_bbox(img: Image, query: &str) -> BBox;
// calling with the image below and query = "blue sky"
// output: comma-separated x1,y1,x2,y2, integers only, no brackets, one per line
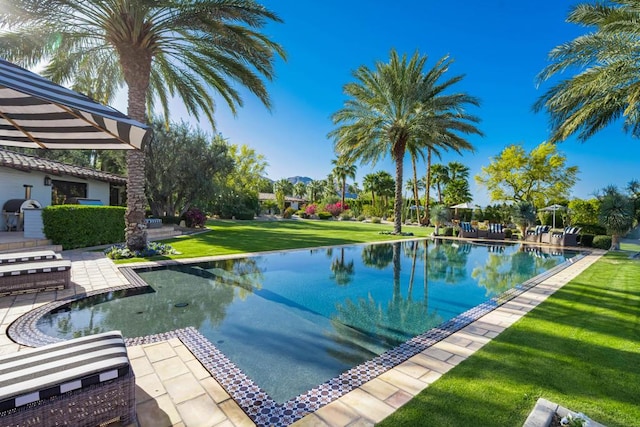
162,0,640,206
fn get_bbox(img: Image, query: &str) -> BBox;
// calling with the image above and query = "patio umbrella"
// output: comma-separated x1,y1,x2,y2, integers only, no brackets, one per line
450,202,481,220
540,204,565,229
0,58,150,150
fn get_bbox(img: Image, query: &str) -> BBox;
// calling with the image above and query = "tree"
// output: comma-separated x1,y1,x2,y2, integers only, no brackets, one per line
363,173,380,206
627,179,640,221
475,142,578,207
306,180,324,203
331,158,357,208
568,198,600,226
273,178,293,213
0,0,285,250
511,201,537,239
429,163,449,204
430,204,451,236
293,181,307,199
534,1,640,143
598,186,634,250
211,143,268,218
442,161,472,206
146,120,233,217
330,50,480,234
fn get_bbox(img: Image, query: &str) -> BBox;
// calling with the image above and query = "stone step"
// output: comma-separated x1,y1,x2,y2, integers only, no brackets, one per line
0,240,62,254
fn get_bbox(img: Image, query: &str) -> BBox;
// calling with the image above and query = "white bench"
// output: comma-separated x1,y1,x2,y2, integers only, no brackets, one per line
0,331,136,426
0,250,60,265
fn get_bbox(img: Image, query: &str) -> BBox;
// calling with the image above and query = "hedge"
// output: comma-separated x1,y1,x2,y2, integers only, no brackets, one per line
42,205,125,249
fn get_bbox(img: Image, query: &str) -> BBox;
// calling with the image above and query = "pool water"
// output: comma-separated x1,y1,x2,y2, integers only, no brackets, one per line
36,240,575,403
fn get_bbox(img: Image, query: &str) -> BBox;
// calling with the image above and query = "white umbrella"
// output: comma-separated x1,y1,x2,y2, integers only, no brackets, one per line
450,202,480,209
540,204,565,229
0,58,150,150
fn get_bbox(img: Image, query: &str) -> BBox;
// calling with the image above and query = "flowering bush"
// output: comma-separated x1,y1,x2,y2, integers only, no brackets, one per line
305,204,318,216
325,201,349,217
104,242,178,259
183,207,207,228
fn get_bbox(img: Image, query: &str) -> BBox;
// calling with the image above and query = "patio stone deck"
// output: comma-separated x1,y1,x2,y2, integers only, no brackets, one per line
0,245,604,426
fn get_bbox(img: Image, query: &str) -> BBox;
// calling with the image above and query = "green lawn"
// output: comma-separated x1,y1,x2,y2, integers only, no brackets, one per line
378,251,640,427
118,219,433,263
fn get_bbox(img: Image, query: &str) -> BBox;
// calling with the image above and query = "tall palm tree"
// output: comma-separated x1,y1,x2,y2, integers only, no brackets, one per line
293,181,307,199
447,161,469,181
331,158,357,207
306,180,324,203
273,178,292,213
0,0,285,250
534,1,640,142
330,50,480,233
362,173,379,207
430,163,450,203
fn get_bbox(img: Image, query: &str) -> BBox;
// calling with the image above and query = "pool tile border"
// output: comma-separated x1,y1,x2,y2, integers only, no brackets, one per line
7,250,587,427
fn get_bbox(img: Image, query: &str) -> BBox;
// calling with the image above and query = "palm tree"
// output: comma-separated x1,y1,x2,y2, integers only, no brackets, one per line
534,1,640,142
599,186,634,250
306,180,324,203
362,173,379,207
0,1,285,250
331,158,357,208
330,50,481,233
293,181,307,199
376,171,396,214
430,163,450,203
273,178,292,213
447,161,469,181
511,201,536,239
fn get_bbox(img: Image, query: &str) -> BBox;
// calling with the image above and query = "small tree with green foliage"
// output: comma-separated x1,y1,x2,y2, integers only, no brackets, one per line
475,142,578,208
430,204,451,236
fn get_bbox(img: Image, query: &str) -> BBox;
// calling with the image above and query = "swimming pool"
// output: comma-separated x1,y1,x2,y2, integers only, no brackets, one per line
34,239,577,404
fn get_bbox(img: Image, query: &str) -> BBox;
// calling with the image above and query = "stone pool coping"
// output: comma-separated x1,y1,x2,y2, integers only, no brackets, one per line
6,245,601,427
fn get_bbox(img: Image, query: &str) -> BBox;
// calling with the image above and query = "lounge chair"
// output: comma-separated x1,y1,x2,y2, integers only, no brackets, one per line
487,223,505,240
458,221,478,238
0,331,136,426
542,226,581,246
525,225,550,243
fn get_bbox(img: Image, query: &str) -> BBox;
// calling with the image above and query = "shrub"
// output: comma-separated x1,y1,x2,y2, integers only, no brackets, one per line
573,223,606,235
357,214,366,222
592,235,612,250
340,210,354,220
234,209,255,220
182,207,207,227
104,241,178,260
579,233,594,247
443,227,454,237
317,211,333,220
158,215,181,225
325,203,345,217
305,204,318,216
370,216,381,224
283,207,295,219
42,205,125,249
504,228,513,239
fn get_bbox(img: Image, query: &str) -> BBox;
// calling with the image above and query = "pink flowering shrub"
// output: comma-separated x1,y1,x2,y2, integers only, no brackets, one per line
325,202,349,217
305,204,318,215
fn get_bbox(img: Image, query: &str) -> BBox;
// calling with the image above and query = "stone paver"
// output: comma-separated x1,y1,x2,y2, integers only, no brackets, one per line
0,242,604,427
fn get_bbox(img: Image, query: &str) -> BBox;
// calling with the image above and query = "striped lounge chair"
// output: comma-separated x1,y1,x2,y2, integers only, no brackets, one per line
525,225,550,243
543,226,581,247
458,221,478,238
487,223,505,240
0,331,136,427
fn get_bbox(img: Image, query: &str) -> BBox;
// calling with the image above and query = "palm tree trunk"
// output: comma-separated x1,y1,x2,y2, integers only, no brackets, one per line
342,178,346,207
422,148,432,225
393,157,404,234
611,234,621,250
121,52,151,251
411,156,420,223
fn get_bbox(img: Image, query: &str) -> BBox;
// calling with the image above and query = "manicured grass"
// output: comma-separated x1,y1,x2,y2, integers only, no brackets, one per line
378,252,640,427
620,241,640,252
118,219,433,263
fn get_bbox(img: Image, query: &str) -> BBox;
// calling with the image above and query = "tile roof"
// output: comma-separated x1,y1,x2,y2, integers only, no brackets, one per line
0,148,127,185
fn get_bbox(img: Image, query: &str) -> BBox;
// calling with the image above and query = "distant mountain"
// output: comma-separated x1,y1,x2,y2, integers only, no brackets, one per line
287,176,313,184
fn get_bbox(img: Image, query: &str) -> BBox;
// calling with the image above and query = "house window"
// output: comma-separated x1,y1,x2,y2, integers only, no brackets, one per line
51,180,87,205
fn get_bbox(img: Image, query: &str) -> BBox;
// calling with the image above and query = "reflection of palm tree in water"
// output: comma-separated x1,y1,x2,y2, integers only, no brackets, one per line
361,243,394,270
330,247,355,286
330,241,443,361
428,239,471,284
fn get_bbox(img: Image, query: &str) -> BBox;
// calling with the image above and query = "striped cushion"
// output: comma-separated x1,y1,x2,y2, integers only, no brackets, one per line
0,250,59,265
0,331,129,412
0,260,71,277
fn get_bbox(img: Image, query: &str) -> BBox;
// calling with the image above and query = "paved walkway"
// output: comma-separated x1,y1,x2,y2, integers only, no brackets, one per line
0,247,604,426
